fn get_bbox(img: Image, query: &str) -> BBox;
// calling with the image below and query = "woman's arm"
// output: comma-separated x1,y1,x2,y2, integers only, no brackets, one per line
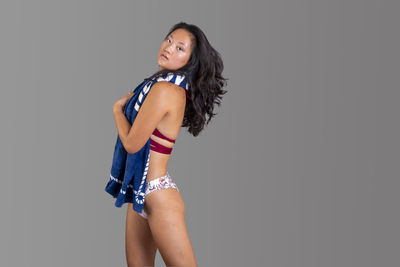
113,82,174,154
113,107,132,152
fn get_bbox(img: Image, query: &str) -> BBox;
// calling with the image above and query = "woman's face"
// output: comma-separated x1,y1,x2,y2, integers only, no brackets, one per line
158,28,193,71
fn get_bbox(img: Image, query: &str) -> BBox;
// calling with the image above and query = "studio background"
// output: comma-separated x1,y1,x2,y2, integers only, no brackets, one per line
1,0,399,266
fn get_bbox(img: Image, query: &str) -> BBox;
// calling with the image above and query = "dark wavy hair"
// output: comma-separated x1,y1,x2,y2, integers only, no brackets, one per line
143,22,228,137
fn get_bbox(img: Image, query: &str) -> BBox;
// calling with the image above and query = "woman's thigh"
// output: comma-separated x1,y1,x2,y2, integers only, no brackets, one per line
125,202,157,266
145,188,198,266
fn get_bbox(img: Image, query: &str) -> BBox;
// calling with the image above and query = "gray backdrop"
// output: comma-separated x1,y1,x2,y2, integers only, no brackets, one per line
1,0,399,266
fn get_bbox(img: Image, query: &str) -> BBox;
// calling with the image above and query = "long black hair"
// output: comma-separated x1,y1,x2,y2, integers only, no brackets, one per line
144,22,228,137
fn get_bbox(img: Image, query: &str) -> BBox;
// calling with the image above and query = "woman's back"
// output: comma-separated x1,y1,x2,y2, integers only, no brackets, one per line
146,82,187,181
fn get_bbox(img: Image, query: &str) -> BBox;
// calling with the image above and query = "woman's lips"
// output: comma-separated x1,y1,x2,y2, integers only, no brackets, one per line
161,54,168,60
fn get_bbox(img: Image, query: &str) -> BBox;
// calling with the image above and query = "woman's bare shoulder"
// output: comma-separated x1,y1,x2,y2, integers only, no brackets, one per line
151,81,187,102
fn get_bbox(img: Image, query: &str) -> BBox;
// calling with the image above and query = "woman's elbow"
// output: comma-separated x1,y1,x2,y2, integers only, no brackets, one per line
126,145,137,154
124,142,137,154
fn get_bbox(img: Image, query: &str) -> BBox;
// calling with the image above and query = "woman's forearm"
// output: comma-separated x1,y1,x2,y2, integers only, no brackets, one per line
113,107,132,152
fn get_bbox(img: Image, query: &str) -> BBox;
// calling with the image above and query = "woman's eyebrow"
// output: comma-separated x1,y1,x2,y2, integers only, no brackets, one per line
170,34,186,47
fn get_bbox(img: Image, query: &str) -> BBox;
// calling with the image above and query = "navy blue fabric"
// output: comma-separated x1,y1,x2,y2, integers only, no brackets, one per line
105,73,189,215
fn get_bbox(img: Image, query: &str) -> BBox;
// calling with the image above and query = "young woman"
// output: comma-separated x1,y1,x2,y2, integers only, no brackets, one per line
108,22,227,266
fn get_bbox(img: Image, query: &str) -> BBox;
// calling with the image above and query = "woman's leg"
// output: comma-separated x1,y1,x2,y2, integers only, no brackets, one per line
144,177,198,267
125,202,157,267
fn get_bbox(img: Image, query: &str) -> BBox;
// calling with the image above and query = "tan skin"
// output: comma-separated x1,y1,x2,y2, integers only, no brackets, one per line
113,28,198,267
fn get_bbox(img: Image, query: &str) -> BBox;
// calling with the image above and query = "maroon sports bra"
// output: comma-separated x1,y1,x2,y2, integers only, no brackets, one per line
150,128,176,154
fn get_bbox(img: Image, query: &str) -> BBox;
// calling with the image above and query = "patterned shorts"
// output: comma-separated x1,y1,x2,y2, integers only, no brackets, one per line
137,172,179,219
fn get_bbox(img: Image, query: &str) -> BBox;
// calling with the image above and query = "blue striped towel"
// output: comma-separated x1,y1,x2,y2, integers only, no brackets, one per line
105,73,189,215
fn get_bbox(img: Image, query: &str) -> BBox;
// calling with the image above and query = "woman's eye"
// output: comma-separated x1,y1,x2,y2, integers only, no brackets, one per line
167,39,171,43
177,47,183,51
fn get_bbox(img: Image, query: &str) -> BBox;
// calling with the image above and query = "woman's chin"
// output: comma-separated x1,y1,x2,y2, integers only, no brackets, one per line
158,62,167,71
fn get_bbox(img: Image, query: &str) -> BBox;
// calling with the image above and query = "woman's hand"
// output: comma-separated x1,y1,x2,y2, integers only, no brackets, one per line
113,91,134,112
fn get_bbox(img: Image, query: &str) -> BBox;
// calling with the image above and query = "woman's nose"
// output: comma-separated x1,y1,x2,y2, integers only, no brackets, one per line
164,44,173,54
